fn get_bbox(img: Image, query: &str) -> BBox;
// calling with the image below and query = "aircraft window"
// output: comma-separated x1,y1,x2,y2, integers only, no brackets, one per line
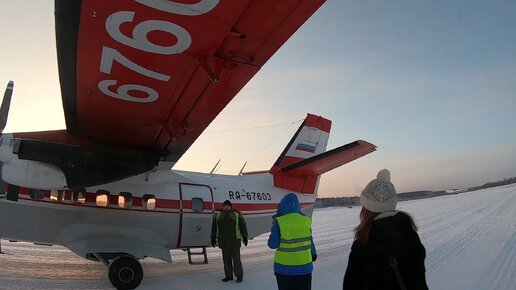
142,194,156,210
50,190,64,202
72,191,86,204
118,192,133,208
191,197,204,213
6,184,20,202
30,189,44,200
96,190,110,207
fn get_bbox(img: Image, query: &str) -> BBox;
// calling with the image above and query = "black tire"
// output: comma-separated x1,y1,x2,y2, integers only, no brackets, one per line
108,256,143,290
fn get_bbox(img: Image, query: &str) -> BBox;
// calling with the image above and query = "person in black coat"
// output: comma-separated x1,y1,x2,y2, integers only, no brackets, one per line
343,169,429,290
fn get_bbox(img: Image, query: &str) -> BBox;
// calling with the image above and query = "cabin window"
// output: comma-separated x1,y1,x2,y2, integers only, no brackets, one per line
96,190,110,207
72,191,86,204
142,194,156,210
30,189,44,200
50,190,64,202
191,197,204,213
118,192,133,208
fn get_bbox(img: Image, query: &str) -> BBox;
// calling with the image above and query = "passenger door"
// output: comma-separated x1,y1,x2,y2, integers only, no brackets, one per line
179,184,214,247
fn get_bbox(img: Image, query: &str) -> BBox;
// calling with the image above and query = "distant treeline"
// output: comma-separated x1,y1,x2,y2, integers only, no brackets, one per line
315,191,446,208
315,196,359,208
469,176,516,191
316,176,516,208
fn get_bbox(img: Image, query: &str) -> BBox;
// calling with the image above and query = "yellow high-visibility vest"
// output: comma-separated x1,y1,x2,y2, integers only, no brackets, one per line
274,213,312,266
216,211,242,240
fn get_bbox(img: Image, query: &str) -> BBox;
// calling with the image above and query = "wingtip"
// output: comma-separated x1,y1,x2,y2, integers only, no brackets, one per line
7,81,13,89
357,139,377,149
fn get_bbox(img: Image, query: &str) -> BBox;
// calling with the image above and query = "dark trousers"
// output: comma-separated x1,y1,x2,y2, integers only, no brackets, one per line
275,273,312,290
222,247,243,279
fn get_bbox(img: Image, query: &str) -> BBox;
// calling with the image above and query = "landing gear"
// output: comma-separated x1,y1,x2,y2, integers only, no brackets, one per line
92,254,143,290
108,256,143,290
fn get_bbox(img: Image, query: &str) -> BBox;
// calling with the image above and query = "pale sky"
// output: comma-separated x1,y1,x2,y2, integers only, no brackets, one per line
1,0,515,197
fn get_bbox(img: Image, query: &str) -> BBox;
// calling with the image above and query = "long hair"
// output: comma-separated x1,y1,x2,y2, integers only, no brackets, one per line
354,207,418,244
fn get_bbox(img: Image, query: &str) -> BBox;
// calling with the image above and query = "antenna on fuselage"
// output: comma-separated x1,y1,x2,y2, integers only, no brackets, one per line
210,159,221,174
238,161,247,175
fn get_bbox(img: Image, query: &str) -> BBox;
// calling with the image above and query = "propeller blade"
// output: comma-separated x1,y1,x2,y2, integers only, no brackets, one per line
0,81,14,133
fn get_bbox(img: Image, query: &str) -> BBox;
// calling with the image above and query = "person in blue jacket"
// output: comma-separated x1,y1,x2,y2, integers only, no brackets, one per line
268,193,317,290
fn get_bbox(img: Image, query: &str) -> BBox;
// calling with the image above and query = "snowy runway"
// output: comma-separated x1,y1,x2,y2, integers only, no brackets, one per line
1,185,515,290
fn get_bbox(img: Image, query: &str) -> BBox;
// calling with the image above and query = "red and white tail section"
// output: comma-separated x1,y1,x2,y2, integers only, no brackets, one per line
272,114,332,169
269,113,376,194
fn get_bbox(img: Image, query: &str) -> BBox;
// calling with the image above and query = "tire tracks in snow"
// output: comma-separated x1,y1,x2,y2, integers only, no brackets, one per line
425,187,515,275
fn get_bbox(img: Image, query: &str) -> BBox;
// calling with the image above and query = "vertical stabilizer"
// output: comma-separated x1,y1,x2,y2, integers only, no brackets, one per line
269,113,376,194
273,113,331,169
269,114,331,193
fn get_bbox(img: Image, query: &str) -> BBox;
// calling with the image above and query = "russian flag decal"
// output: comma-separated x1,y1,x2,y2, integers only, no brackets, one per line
296,142,317,153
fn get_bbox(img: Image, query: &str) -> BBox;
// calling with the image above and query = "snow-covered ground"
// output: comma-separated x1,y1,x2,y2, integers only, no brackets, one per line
1,184,515,290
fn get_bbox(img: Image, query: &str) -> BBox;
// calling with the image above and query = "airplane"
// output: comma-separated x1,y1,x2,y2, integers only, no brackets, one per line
0,1,376,289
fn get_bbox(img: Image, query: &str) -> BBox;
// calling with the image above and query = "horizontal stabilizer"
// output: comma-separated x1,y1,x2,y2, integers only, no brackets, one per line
269,113,376,193
281,140,376,176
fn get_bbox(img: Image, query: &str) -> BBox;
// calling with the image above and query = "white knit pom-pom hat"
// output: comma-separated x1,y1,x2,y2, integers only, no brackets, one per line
360,169,397,213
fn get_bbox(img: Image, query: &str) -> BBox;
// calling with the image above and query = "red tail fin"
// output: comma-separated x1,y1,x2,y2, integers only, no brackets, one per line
270,114,376,194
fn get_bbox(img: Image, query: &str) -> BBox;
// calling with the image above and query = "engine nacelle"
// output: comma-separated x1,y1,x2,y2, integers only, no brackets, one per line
2,158,67,189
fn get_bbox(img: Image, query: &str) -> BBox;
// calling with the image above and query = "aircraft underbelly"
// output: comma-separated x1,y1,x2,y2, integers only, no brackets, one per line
0,200,66,244
0,199,178,261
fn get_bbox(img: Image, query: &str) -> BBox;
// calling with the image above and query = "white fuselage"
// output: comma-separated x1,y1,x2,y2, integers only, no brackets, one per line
0,168,316,262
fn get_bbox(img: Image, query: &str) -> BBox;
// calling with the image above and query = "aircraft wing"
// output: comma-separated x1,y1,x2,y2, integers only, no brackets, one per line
55,0,326,162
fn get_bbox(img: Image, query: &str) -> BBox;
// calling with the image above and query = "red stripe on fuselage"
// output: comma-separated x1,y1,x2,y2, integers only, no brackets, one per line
12,186,314,213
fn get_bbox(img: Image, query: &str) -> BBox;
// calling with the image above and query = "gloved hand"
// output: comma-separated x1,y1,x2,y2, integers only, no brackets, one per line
312,254,317,262
243,237,248,246
211,239,216,248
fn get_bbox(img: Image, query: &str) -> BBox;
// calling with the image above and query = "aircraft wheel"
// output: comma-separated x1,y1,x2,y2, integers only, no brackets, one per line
108,256,143,290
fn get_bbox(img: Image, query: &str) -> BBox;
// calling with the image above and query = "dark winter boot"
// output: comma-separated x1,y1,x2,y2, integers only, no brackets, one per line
222,277,233,282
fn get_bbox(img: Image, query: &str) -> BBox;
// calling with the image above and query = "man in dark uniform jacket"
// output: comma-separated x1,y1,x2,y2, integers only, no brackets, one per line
211,200,248,283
